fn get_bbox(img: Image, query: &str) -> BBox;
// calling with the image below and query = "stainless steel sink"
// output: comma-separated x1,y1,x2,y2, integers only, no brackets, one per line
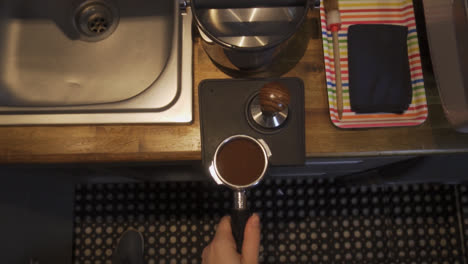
0,0,192,124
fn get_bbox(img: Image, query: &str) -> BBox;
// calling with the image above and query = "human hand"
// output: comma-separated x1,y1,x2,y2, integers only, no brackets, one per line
202,214,261,264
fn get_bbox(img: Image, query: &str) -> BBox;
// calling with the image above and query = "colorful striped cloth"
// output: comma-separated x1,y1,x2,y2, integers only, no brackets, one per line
320,0,428,129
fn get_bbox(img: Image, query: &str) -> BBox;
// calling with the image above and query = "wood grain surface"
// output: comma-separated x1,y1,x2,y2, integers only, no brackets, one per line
259,82,291,114
0,9,467,164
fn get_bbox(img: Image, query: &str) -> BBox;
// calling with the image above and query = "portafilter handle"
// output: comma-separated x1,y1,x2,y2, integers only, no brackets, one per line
231,190,249,253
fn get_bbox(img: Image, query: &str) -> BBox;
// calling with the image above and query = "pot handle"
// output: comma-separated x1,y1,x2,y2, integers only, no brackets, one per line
193,0,308,9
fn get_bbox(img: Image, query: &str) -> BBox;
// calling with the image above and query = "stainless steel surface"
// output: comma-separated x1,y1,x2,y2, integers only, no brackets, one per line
465,0,468,20
233,190,247,210
0,0,193,124
196,7,303,48
423,0,468,132
211,135,270,190
193,4,308,71
179,0,191,12
73,0,119,42
192,0,308,9
249,95,289,128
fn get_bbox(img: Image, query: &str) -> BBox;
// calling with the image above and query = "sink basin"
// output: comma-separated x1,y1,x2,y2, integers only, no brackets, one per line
0,0,192,124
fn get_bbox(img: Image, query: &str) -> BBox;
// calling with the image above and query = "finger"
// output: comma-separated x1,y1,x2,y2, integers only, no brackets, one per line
202,245,210,261
241,214,261,264
213,216,236,245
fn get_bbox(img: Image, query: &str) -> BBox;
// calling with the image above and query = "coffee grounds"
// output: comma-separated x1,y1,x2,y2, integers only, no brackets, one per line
216,138,265,186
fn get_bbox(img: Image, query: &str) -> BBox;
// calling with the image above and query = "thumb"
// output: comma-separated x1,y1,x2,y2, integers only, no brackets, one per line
241,214,261,264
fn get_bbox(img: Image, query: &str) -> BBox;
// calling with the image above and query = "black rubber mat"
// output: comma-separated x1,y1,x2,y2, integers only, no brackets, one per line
72,179,465,264
199,78,305,167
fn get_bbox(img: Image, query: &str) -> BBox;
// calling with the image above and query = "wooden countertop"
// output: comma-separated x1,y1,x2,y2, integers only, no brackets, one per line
1,9,467,164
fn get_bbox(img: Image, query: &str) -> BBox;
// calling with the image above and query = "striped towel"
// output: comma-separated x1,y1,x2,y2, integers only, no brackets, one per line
320,0,428,129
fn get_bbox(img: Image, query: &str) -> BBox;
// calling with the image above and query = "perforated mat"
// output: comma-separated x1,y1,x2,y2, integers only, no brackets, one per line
73,179,466,264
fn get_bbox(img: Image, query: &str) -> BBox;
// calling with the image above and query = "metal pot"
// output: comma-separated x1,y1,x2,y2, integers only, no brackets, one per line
191,0,310,72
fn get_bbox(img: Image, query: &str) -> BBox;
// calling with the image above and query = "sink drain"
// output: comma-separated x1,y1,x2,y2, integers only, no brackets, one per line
88,16,109,34
73,0,119,42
